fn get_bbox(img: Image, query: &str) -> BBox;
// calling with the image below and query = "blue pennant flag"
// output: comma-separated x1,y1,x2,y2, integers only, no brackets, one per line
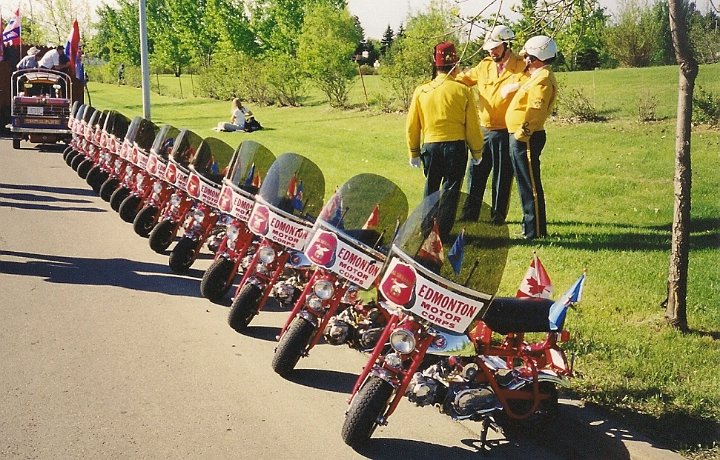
244,162,256,187
548,272,586,331
291,180,304,210
447,230,465,275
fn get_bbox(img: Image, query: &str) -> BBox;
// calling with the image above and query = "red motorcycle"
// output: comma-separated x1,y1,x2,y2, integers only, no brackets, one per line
62,102,86,163
167,137,234,273
97,116,149,202
271,173,408,376
132,129,201,238
85,111,131,195
341,191,586,449
199,140,276,301
147,129,204,253
227,152,325,332
74,110,108,179
118,125,179,223
108,118,159,212
64,103,93,166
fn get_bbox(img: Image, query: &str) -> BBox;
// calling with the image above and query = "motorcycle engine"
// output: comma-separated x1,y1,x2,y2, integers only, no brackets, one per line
324,316,350,346
358,327,383,350
445,385,498,419
406,372,440,407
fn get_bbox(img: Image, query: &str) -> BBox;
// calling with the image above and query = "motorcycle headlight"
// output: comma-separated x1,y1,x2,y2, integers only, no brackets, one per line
114,163,122,174
170,194,182,206
226,225,240,242
384,352,403,369
153,182,163,194
307,295,324,312
313,280,335,300
390,329,416,354
258,246,276,264
193,208,206,223
136,173,145,185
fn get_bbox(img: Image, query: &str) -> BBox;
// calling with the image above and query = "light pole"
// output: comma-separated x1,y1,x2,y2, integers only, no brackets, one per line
139,0,151,120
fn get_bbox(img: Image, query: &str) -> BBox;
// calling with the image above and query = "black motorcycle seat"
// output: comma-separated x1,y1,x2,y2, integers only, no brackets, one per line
481,297,557,334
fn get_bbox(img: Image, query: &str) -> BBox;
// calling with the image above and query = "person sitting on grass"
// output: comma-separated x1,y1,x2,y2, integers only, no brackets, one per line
217,98,252,132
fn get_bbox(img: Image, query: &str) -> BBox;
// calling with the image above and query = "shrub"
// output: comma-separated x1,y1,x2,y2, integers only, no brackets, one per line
637,92,659,122
557,88,608,122
692,86,720,126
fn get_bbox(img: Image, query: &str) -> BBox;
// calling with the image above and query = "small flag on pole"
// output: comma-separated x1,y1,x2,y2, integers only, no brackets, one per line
362,204,379,230
417,219,444,268
517,252,553,299
291,180,304,210
548,272,586,331
447,229,465,275
2,9,21,46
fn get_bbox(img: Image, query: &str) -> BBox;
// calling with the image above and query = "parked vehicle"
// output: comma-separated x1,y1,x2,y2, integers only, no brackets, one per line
72,109,107,177
64,104,95,166
8,68,78,149
341,191,586,449
146,129,204,253
271,173,408,376
85,111,131,194
118,124,179,223
61,101,83,161
227,152,325,332
167,137,234,273
199,140,276,301
108,117,159,212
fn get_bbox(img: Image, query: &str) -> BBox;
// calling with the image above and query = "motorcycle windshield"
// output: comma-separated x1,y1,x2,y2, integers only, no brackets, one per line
316,173,408,254
134,118,159,152
378,191,510,333
87,110,102,134
256,152,325,222
150,125,180,161
81,105,96,125
104,111,130,141
124,116,145,146
192,137,234,181
225,140,276,194
69,101,81,120
169,129,203,169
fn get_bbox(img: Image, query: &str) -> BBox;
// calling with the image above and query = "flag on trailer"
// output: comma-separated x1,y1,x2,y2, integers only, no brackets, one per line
517,252,553,299
417,219,444,268
2,9,20,46
0,16,4,61
64,19,80,73
547,272,586,331
75,49,86,82
447,229,465,275
362,204,379,230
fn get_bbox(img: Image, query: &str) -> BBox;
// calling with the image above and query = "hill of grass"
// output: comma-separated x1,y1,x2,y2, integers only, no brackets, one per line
85,63,720,457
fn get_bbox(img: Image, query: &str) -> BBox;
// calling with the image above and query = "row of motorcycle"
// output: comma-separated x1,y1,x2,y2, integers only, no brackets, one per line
61,101,587,450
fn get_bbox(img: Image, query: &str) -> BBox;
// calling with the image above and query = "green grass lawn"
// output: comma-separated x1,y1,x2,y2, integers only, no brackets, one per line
85,63,720,456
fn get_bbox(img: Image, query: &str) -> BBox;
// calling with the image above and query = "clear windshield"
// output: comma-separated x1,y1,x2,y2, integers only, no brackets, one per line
389,191,509,296
104,111,130,139
317,173,408,253
150,125,180,161
134,119,159,151
225,140,276,194
191,137,234,182
169,129,203,169
257,152,325,222
124,116,144,145
81,105,96,124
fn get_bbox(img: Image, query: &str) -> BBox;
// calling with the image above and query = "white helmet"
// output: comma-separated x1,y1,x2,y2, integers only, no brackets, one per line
482,25,515,51
521,35,558,62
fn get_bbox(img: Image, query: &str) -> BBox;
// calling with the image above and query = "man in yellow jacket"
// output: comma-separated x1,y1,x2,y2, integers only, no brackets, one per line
406,41,483,237
457,25,525,224
505,35,558,240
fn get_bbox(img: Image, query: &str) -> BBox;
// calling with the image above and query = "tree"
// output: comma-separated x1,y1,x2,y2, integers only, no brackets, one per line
665,0,697,331
603,0,659,67
297,2,361,107
380,25,394,55
88,0,144,65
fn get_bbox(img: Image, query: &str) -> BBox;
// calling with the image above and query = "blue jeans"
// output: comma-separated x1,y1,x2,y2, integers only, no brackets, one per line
421,140,468,239
510,131,547,239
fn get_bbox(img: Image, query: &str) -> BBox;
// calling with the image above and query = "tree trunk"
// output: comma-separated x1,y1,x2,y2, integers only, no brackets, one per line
665,0,697,331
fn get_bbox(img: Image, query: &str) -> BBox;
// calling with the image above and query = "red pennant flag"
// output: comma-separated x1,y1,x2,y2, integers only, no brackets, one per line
252,171,261,188
417,220,444,267
516,252,553,298
286,174,297,198
362,203,379,230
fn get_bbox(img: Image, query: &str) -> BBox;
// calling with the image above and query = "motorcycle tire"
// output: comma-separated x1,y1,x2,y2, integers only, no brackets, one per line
271,316,316,377
110,187,131,212
149,219,176,254
85,166,101,189
228,283,262,332
119,195,142,223
77,159,93,179
499,382,559,432
65,149,79,166
200,257,235,302
62,145,74,160
133,206,158,238
341,376,394,448
90,171,110,195
169,237,200,274
70,153,85,171
99,178,119,202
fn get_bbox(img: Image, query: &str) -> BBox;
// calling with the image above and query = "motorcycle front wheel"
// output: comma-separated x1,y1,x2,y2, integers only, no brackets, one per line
169,237,200,274
88,169,108,194
99,178,119,202
200,257,235,302
272,316,316,377
133,206,158,238
341,376,393,448
62,145,75,161
119,195,142,223
77,159,93,178
65,149,79,166
70,153,86,171
110,187,131,212
228,283,262,332
149,219,176,253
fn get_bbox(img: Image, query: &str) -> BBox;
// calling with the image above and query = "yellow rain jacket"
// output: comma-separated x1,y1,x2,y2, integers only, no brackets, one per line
406,73,483,160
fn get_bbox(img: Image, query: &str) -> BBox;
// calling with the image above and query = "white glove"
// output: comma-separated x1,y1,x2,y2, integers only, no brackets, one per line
470,157,482,166
409,157,421,168
500,82,520,99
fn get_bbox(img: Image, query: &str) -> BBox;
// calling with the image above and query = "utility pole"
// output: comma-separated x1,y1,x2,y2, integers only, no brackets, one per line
139,0,151,120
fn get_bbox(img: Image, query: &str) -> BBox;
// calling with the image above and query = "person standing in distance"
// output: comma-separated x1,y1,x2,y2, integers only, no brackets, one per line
406,41,484,237
505,35,558,240
457,25,525,224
